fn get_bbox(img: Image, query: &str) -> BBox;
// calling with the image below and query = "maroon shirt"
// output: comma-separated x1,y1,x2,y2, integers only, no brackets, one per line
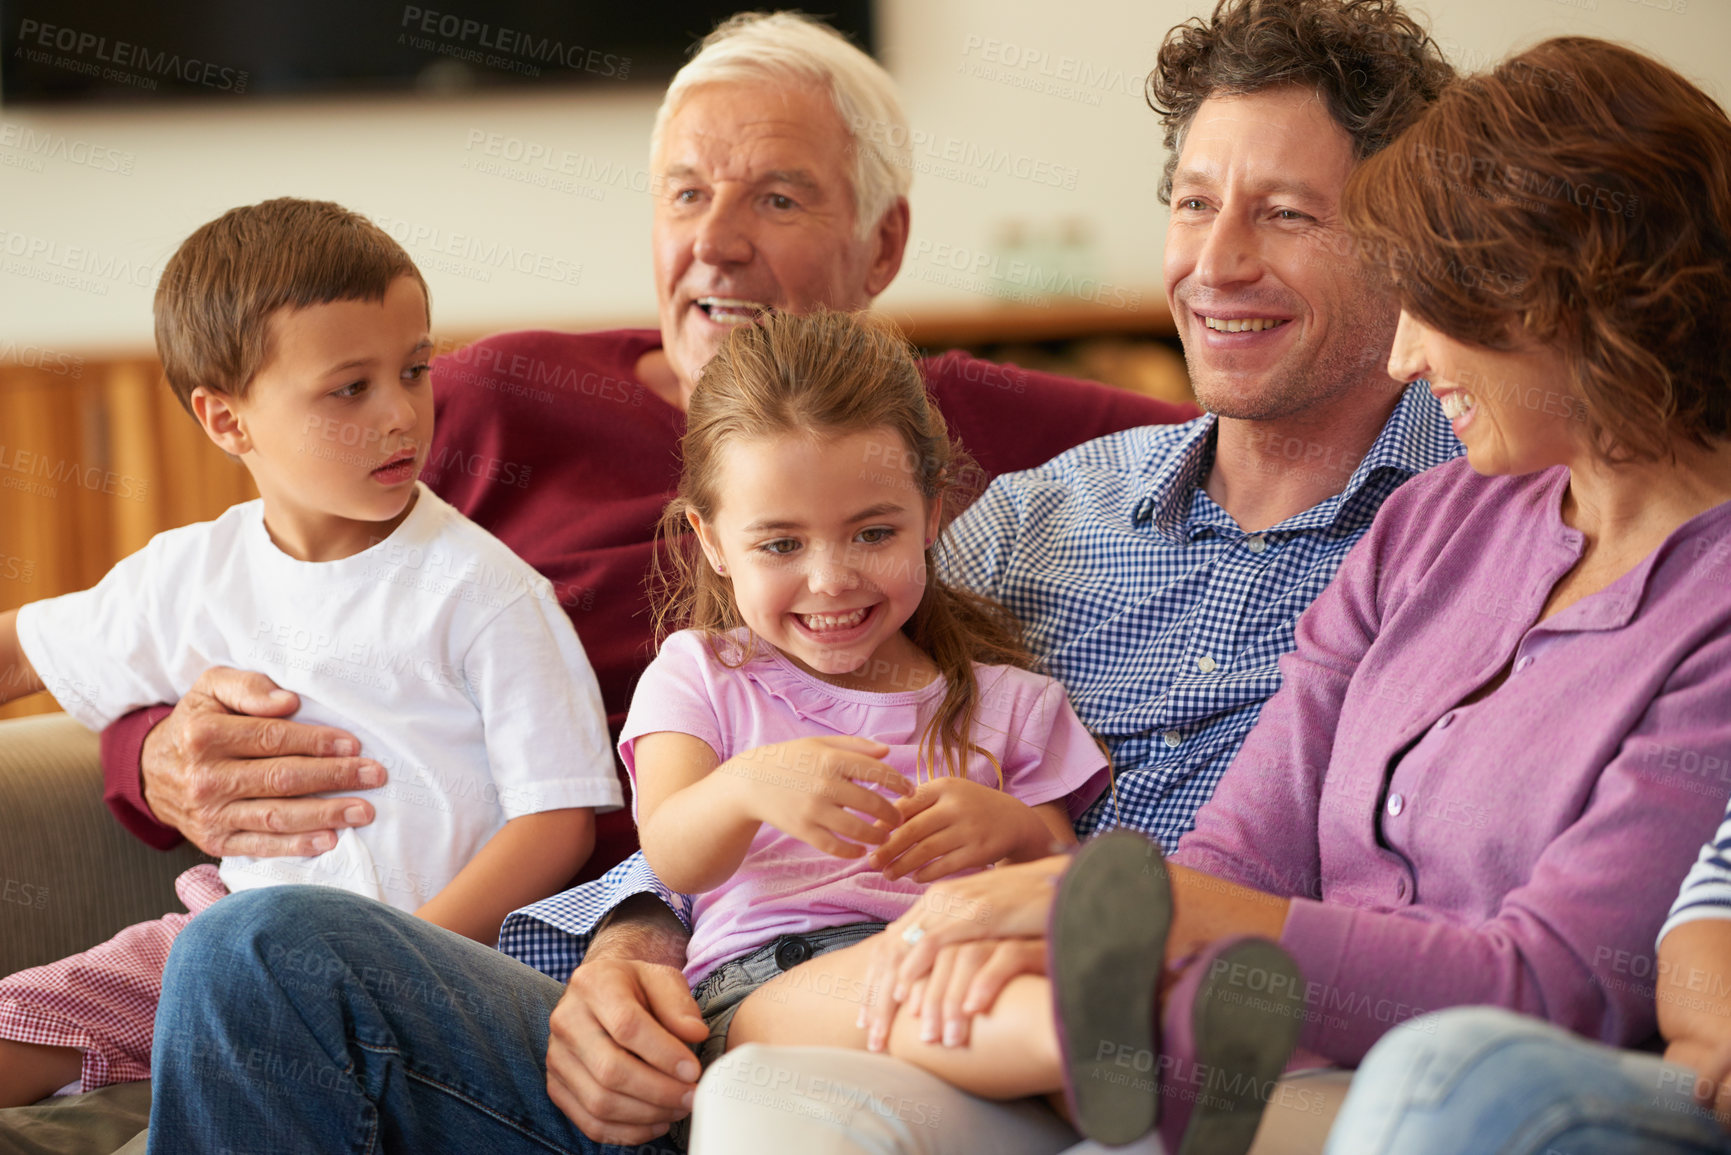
101,329,1196,878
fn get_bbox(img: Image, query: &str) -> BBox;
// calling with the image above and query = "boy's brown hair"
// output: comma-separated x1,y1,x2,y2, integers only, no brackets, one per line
153,198,429,414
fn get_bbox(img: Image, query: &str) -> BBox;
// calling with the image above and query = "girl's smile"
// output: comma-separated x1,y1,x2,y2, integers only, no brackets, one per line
691,426,943,690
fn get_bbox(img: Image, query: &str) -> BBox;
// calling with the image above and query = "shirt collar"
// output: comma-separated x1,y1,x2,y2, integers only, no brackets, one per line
1142,414,1220,540
1136,384,1460,543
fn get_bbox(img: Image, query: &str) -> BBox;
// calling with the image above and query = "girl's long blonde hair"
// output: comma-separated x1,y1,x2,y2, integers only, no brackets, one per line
652,309,1037,783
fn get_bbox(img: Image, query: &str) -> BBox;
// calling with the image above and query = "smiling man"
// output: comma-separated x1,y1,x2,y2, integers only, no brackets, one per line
929,3,1462,859
647,76,906,407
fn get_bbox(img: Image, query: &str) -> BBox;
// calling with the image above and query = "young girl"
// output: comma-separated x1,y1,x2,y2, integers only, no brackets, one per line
625,309,1113,1110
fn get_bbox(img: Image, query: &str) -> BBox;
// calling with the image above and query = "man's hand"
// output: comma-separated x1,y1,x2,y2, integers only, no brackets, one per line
546,895,707,1145
547,958,708,1145
139,666,384,857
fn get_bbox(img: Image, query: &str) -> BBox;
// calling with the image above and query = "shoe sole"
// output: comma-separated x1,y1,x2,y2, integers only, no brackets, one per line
1050,830,1173,1147
1174,938,1306,1155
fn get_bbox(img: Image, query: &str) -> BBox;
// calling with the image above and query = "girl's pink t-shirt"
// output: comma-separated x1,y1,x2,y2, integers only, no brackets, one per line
621,628,1110,984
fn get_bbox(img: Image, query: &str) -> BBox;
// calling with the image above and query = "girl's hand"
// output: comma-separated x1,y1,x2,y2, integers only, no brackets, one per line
856,853,1070,1051
868,778,1064,882
912,939,1048,1048
720,735,913,858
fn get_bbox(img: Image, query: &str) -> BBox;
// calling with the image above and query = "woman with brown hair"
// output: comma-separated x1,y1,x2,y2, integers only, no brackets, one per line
838,31,1731,1155
1316,37,1731,1154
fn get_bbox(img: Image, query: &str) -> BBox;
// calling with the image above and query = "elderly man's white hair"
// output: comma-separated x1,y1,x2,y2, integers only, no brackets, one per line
650,11,912,240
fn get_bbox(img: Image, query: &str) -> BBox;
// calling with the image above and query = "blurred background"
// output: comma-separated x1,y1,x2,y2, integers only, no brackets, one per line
0,0,1724,718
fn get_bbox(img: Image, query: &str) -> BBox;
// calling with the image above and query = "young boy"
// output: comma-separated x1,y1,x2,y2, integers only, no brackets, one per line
0,198,622,1106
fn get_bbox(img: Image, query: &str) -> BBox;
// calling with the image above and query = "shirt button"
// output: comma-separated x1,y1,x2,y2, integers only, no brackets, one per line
1245,534,1268,553
1436,712,1455,730
1515,656,1534,673
1197,655,1217,674
1387,793,1405,817
1163,730,1183,748
1133,497,1155,525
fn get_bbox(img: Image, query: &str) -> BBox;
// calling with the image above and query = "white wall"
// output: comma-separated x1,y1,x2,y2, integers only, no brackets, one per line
0,0,1723,357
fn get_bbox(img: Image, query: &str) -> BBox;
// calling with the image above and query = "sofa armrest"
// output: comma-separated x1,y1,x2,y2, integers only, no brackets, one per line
0,713,212,975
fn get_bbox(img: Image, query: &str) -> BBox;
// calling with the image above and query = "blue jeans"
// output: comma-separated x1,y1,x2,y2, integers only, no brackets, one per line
146,886,678,1154
1324,1007,1731,1154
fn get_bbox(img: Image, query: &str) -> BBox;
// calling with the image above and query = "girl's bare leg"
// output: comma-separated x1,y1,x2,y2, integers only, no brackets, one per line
0,1039,81,1107
725,939,1062,1100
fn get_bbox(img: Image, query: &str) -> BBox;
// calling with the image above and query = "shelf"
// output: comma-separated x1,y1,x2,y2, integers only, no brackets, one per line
886,298,1176,350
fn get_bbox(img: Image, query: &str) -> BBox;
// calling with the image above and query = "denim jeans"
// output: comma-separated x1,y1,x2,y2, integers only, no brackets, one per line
1324,1007,1731,1155
146,886,678,1155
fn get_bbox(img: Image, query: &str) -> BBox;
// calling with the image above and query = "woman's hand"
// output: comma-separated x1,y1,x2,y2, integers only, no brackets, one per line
856,853,1071,1051
868,778,1066,882
909,939,1049,1048
720,735,913,859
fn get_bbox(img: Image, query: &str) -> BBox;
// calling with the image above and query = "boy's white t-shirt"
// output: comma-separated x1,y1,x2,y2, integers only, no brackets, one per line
15,482,622,911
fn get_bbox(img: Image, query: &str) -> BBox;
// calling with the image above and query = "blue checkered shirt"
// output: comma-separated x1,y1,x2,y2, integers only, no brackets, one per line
497,383,1460,979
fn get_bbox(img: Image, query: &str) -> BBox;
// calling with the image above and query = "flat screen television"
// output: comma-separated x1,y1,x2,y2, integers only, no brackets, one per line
2,1,876,103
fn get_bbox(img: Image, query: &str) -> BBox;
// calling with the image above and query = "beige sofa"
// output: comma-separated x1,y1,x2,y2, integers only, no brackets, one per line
0,712,210,978
0,712,206,1155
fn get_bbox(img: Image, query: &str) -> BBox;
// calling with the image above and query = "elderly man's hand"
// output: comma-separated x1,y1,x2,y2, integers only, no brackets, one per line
139,666,384,857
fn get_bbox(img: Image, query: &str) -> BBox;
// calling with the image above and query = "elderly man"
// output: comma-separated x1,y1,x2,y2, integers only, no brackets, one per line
3,11,1186,1155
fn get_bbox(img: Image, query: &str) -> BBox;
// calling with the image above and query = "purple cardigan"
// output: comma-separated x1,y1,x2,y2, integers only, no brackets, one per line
1173,456,1731,1064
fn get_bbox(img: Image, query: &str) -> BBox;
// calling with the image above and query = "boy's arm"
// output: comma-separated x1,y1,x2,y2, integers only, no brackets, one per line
1658,919,1731,1062
415,807,598,944
1658,918,1731,1126
0,610,46,704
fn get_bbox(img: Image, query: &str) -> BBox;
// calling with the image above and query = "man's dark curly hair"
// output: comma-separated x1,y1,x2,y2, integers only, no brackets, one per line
1147,0,1456,204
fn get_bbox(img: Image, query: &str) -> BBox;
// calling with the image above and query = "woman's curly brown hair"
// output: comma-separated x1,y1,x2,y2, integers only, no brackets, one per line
1147,0,1455,204
1343,37,1731,463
